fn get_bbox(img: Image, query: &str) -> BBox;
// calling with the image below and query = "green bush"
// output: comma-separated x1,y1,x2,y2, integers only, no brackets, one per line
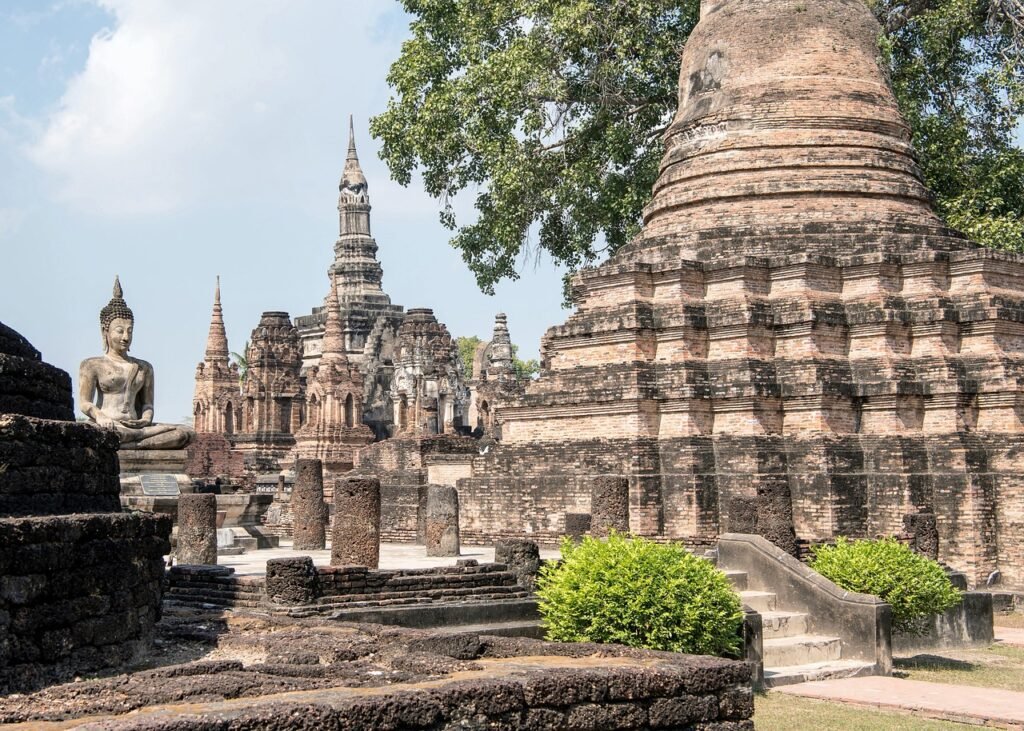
810,537,962,635
535,533,744,656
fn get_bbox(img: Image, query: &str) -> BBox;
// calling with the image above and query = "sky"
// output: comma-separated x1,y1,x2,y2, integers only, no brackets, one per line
0,0,570,423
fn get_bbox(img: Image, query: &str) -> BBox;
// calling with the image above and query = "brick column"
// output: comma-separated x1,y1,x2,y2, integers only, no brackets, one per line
292,459,327,550
177,493,217,565
591,476,630,537
332,477,381,568
425,485,460,557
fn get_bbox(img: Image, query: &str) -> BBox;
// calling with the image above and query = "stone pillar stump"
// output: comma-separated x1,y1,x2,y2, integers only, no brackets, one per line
425,485,460,557
904,509,940,559
332,477,381,568
266,556,320,605
177,493,217,565
495,539,541,589
591,476,629,537
292,459,327,550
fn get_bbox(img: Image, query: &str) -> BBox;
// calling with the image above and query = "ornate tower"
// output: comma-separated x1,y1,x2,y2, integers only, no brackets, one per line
232,311,304,471
192,277,240,434
390,309,468,436
468,313,524,435
294,273,375,477
295,117,405,370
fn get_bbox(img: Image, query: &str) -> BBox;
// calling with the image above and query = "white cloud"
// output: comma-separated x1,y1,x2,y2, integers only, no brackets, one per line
27,0,407,216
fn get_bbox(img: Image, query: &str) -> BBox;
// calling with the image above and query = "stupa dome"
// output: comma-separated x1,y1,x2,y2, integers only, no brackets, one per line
631,0,966,260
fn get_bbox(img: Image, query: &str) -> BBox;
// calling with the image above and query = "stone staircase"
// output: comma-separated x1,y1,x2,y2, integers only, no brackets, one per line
328,597,544,638
164,565,265,611
723,568,876,687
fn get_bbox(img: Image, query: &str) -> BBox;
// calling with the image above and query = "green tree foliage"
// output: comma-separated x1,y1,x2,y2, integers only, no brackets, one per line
810,537,962,635
456,335,483,376
373,0,1024,293
455,335,541,379
511,344,541,380
875,0,1024,252
230,341,249,392
536,533,744,656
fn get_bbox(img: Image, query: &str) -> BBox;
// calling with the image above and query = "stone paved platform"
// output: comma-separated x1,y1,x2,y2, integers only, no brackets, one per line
775,676,1024,728
995,626,1024,648
205,542,561,576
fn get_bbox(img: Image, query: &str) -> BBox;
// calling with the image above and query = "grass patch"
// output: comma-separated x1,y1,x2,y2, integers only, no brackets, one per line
755,693,978,730
895,644,1024,692
995,613,1024,629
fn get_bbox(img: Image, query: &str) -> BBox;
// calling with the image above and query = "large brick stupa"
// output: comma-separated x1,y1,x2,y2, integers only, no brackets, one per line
459,0,1024,587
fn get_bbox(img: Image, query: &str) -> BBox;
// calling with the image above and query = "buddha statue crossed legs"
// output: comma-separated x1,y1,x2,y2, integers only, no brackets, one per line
79,277,195,450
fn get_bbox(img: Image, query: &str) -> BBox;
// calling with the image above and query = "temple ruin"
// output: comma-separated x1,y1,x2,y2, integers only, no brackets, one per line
190,121,473,485
453,0,1024,588
182,0,1024,591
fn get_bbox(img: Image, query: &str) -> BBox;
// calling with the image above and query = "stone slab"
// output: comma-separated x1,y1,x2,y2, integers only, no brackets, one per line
119,448,189,475
140,473,181,496
774,676,1024,727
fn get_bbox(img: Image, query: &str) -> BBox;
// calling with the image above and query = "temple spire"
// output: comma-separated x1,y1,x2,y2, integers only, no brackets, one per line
319,272,348,366
347,114,358,161
204,275,230,364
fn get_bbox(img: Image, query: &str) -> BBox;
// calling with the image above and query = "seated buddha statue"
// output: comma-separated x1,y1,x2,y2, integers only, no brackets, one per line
78,277,195,450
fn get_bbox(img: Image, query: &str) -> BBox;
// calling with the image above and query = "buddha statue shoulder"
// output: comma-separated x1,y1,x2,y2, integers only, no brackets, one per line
78,277,195,450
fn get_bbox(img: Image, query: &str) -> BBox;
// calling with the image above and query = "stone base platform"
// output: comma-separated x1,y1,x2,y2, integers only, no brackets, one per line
118,448,192,497
0,512,171,694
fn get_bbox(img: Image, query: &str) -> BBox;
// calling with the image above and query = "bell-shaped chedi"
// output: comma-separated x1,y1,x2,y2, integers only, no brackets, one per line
629,0,966,261
459,0,1024,588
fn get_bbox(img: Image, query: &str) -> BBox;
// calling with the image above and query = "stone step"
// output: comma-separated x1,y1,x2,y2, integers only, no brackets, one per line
164,596,263,610
763,660,877,688
328,598,540,629
429,620,545,639
315,585,527,606
165,589,261,604
760,611,809,640
315,590,530,612
723,570,748,591
763,635,842,668
167,584,262,599
738,590,777,612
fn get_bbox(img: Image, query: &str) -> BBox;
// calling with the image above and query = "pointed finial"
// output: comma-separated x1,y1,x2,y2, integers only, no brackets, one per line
215,275,221,305
113,275,122,299
347,114,358,161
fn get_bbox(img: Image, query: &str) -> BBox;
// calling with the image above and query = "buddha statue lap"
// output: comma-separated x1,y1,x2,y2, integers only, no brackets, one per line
79,277,195,450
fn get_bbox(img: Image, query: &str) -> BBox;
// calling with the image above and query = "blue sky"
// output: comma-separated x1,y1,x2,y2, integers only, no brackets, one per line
0,0,569,422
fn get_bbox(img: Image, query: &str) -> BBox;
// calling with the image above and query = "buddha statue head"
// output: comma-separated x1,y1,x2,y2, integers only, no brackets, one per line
99,276,135,356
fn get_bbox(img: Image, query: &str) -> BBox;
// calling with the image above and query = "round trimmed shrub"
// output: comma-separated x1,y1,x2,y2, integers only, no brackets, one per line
810,537,962,635
536,533,744,656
